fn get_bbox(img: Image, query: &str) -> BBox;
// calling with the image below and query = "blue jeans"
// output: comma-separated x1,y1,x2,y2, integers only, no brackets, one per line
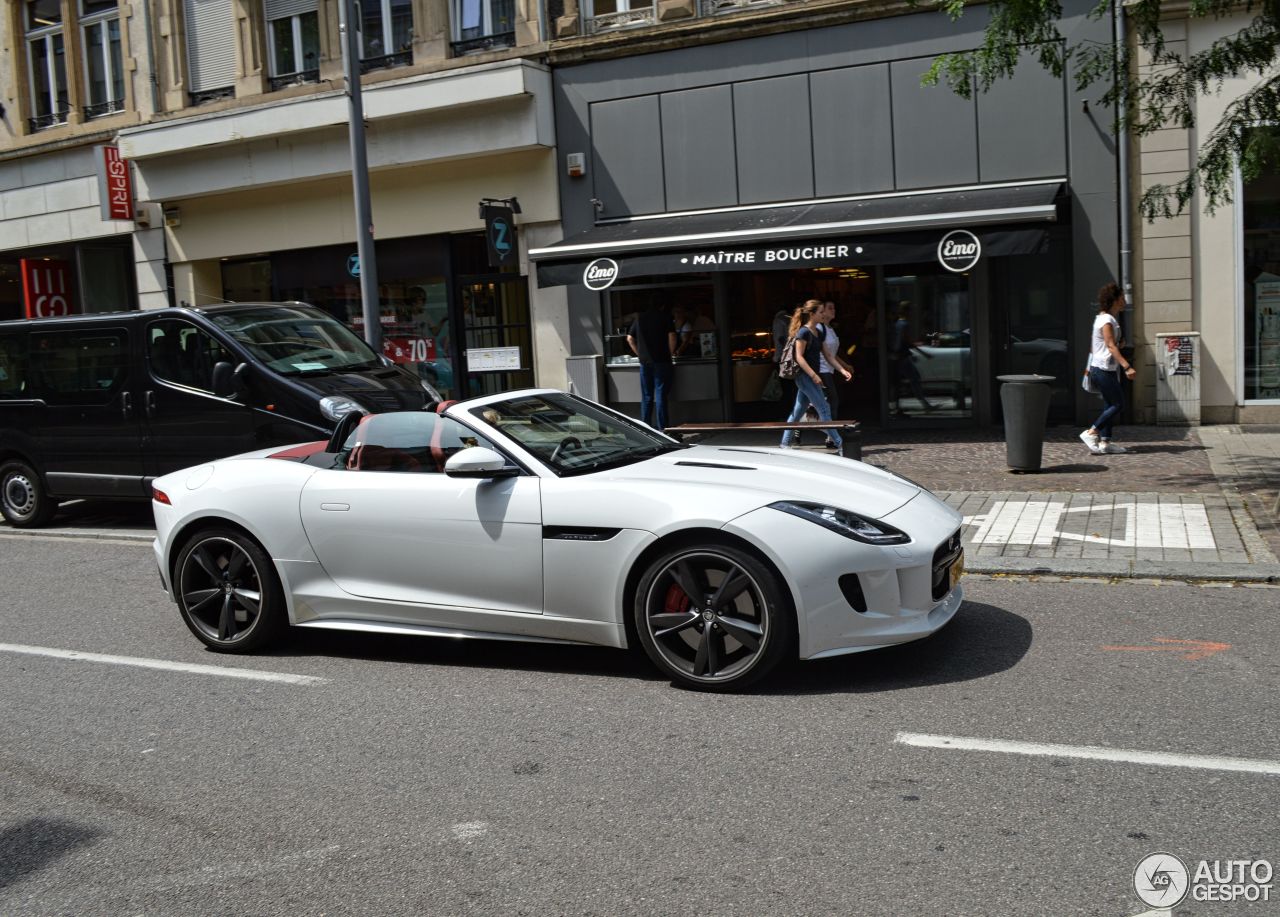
639,361,674,431
781,375,841,448
1089,366,1124,439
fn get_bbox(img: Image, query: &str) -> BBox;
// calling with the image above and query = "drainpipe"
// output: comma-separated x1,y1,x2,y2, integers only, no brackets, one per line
141,0,160,114
1115,0,1133,305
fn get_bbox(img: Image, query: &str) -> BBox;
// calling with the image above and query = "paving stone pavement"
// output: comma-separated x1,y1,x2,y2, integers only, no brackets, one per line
687,423,1280,582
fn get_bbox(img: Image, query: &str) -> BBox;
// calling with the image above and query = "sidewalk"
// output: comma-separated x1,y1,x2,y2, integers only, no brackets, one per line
700,424,1280,582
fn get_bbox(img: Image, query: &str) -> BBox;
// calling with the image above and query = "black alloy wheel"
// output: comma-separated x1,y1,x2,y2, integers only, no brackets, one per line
634,544,793,691
175,529,284,652
0,460,57,528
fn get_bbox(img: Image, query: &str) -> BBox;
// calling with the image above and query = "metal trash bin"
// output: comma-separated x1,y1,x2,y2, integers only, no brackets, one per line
997,373,1055,472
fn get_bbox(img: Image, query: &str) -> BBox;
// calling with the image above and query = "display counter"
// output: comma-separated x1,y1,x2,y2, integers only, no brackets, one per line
605,358,722,424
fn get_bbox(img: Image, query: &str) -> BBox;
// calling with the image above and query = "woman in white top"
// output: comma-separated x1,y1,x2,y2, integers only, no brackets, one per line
1080,282,1137,454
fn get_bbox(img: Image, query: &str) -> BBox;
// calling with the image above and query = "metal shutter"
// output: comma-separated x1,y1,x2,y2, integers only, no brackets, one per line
264,0,317,20
183,0,236,92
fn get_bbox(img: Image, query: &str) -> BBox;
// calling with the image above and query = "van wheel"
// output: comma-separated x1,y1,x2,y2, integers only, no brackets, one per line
0,460,57,528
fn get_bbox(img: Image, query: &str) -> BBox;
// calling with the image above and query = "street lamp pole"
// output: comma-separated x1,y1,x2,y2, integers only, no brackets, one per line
338,0,382,352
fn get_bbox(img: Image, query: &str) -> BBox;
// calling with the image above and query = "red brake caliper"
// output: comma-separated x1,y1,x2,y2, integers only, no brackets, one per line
662,583,692,615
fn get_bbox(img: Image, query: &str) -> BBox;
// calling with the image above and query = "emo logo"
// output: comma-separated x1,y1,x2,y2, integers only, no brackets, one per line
583,258,620,291
937,230,981,273
1134,853,1190,909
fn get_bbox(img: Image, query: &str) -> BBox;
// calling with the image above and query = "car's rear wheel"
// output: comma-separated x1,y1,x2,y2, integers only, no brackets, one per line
634,543,793,691
175,528,285,652
0,460,57,528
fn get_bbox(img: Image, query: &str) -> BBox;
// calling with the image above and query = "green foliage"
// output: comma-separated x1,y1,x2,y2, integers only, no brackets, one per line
916,0,1280,220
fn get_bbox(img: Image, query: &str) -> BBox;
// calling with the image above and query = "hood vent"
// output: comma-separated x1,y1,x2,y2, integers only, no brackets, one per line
674,461,755,470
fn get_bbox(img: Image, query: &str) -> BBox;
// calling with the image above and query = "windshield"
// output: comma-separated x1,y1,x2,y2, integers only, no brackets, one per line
472,392,685,475
209,306,379,375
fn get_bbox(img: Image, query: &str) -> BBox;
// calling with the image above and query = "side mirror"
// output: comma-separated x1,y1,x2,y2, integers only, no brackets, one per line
211,361,237,397
444,447,518,479
231,362,251,397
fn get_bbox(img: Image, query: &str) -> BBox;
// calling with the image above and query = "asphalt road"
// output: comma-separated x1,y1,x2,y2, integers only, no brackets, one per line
1,533,1277,916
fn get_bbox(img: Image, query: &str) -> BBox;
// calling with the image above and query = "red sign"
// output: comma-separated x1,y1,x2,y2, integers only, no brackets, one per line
100,145,133,221
21,259,76,319
383,337,437,364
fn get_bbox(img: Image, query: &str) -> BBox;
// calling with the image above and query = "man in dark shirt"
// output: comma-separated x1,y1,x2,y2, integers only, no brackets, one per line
626,301,678,431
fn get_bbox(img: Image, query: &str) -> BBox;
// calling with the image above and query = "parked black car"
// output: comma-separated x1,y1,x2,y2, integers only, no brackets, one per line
0,302,440,526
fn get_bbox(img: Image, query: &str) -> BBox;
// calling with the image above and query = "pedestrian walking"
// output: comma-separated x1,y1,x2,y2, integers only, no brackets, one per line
817,300,854,445
627,298,677,432
1080,281,1137,455
780,300,842,452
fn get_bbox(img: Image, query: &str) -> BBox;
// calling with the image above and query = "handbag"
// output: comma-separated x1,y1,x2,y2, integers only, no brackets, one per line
1081,355,1097,394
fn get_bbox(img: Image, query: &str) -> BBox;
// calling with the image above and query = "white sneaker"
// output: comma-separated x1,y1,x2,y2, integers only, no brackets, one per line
1101,442,1127,454
1079,430,1102,454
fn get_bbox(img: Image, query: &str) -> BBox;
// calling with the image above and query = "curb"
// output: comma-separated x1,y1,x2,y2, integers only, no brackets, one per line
0,528,154,543
967,556,1280,583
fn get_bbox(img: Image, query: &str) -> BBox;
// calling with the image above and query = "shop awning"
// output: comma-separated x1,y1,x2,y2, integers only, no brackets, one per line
530,181,1064,287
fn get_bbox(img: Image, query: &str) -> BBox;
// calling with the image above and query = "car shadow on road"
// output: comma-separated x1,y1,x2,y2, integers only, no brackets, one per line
769,600,1031,695
0,817,103,891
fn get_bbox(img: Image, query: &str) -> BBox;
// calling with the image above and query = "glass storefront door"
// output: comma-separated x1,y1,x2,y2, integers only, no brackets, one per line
882,267,974,425
458,276,533,397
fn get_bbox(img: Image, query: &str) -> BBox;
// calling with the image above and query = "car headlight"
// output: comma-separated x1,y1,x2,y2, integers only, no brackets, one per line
769,501,911,545
319,395,360,422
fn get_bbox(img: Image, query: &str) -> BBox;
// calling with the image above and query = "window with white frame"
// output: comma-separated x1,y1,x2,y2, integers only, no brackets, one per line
583,0,655,34
264,0,320,86
360,0,413,68
80,0,124,118
1241,125,1280,402
24,0,69,131
453,0,515,52
184,0,237,103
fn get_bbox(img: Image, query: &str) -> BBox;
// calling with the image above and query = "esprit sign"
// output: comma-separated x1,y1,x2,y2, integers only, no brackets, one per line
937,230,981,273
21,259,76,319
95,145,134,222
583,258,619,291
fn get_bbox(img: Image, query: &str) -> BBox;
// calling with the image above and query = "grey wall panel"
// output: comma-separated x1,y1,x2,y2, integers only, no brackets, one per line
811,65,895,197
661,86,738,212
890,58,978,189
977,55,1067,181
733,75,814,205
590,96,665,218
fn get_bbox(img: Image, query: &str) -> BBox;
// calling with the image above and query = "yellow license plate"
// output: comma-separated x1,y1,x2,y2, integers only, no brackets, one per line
950,551,965,589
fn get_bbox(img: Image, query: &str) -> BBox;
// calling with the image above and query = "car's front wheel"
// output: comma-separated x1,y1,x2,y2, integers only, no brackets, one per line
634,543,794,691
174,528,285,652
0,460,57,528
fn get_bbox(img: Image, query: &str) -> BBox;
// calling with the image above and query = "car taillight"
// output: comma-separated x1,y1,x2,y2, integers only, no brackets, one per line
152,487,171,505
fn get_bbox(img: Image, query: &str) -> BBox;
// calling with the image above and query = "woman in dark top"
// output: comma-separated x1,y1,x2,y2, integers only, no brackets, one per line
780,300,841,451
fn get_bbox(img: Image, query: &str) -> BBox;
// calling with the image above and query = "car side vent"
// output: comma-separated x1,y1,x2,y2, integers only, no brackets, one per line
838,573,868,614
673,461,754,470
543,526,621,542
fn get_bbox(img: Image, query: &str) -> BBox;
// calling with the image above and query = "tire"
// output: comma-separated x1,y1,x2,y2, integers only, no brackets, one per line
633,543,794,691
0,460,57,528
174,528,286,652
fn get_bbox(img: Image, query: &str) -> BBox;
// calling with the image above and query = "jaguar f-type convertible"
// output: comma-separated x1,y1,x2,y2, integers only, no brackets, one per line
152,390,964,690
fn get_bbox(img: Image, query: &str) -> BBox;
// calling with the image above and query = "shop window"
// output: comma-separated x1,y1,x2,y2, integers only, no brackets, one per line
28,330,128,405
81,0,124,118
451,0,515,55
1242,126,1280,402
360,0,413,72
25,0,69,132
583,0,655,34
605,282,714,366
147,320,235,394
265,0,320,89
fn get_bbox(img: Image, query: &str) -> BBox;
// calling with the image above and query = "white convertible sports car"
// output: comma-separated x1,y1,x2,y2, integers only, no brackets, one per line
152,389,964,690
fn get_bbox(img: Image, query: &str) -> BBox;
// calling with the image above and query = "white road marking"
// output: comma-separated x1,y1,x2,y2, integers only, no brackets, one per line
451,821,490,840
0,642,325,685
963,501,1217,549
896,732,1280,776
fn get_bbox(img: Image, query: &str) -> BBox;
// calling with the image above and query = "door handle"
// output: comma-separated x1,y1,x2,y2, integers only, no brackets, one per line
121,391,133,420
319,503,350,512
145,390,157,418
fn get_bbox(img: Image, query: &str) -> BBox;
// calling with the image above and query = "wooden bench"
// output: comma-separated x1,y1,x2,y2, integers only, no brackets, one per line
664,421,863,461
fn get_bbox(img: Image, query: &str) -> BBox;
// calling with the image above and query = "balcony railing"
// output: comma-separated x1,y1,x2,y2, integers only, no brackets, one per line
83,99,125,119
700,0,784,13
268,69,320,92
585,6,656,33
360,50,413,74
28,109,70,132
189,86,235,106
451,30,516,55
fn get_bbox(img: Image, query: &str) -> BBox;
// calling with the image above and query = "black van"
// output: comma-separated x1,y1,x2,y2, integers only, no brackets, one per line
0,302,441,527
